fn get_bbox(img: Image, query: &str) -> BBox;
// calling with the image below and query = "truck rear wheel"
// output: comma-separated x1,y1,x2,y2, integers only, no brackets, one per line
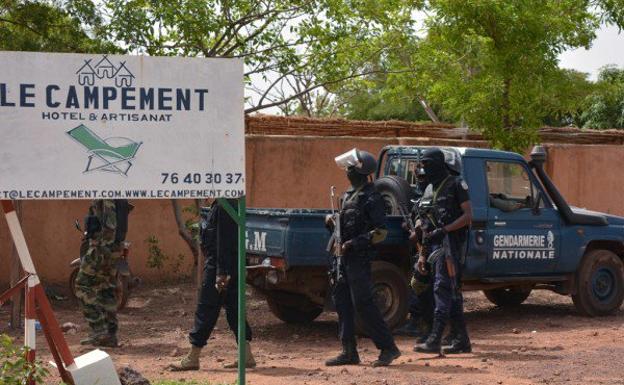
267,297,323,324
572,249,624,316
374,176,414,215
355,261,409,335
483,287,532,307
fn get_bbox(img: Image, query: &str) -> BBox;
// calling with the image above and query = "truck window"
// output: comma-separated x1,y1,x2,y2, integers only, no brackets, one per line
387,158,401,176
404,160,420,185
486,161,541,212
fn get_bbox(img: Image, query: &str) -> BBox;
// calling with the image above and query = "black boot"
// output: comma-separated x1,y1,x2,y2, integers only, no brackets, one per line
414,319,445,354
372,345,401,367
441,320,458,346
393,319,420,337
416,319,432,344
325,340,360,366
442,319,471,354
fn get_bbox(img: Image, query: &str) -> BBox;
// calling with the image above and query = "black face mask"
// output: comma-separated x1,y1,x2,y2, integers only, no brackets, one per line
347,167,368,188
422,157,448,187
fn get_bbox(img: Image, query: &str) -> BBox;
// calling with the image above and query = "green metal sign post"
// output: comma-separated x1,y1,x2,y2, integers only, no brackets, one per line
217,197,247,385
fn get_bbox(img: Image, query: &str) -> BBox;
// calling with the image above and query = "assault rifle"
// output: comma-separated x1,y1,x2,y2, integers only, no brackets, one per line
326,186,344,285
398,203,415,233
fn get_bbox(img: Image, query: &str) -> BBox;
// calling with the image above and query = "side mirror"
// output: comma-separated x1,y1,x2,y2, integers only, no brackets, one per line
532,191,543,215
74,220,82,232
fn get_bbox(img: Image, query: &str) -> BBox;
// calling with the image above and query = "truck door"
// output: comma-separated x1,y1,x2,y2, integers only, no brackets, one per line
485,160,560,276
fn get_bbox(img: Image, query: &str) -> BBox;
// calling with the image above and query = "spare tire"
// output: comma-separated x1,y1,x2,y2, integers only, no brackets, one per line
374,176,414,215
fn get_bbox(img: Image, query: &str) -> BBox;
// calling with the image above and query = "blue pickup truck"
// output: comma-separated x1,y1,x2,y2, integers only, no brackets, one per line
245,145,624,329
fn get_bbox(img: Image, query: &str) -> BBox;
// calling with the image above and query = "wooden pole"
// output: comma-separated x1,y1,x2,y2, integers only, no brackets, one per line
2,200,76,384
9,200,23,329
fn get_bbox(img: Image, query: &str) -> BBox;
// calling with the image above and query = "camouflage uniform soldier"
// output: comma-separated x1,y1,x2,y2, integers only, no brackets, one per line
75,199,120,347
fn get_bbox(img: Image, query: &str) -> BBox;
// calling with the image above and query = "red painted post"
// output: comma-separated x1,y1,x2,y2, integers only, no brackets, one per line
25,277,36,385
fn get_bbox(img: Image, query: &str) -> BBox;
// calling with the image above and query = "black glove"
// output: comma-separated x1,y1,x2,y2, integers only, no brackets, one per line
426,227,446,244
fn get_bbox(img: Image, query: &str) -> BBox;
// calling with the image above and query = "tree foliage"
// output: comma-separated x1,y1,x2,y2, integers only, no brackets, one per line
330,0,624,149
580,65,624,129
541,69,595,127
0,334,49,385
2,0,624,146
92,0,423,113
386,1,605,151
0,0,118,53
335,69,433,122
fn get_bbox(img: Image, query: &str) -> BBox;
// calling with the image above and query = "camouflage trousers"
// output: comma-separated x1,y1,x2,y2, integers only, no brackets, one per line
75,243,118,336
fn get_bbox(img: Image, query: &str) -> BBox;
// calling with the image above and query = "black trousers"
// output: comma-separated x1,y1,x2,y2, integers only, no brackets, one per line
332,256,395,350
188,264,252,348
432,253,465,325
408,276,434,326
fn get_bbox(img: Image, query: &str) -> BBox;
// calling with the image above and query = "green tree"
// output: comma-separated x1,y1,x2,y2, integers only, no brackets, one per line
335,70,434,122
542,69,595,127
0,0,119,53
95,0,423,113
395,1,608,151
331,0,623,151
580,65,624,129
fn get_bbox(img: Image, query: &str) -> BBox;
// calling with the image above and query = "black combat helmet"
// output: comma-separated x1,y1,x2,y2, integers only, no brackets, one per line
421,147,445,165
354,150,377,175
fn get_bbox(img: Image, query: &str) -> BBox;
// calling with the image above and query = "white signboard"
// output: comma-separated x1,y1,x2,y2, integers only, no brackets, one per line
0,52,245,199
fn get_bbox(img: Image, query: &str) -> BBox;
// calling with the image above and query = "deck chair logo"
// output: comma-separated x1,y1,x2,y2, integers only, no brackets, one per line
76,55,135,87
67,124,142,176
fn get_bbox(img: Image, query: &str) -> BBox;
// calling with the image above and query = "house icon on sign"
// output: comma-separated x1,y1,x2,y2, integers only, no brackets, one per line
114,62,135,87
94,55,117,79
76,60,97,86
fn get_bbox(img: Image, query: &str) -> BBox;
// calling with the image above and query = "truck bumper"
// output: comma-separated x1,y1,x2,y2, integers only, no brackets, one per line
246,256,328,307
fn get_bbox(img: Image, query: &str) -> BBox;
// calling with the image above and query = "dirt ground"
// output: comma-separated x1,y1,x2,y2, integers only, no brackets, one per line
2,282,624,385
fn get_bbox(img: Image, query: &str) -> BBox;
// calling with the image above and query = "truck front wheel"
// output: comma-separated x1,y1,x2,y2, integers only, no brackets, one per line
483,287,532,307
355,261,409,334
266,297,323,324
572,249,624,316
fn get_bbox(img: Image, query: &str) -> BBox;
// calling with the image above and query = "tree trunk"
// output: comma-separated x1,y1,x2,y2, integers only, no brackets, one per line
502,78,511,129
418,96,440,123
171,200,208,300
9,201,23,329
170,200,200,285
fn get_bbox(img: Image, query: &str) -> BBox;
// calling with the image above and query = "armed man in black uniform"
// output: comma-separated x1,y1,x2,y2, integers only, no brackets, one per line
395,167,435,341
170,199,255,371
414,147,473,355
325,148,401,367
